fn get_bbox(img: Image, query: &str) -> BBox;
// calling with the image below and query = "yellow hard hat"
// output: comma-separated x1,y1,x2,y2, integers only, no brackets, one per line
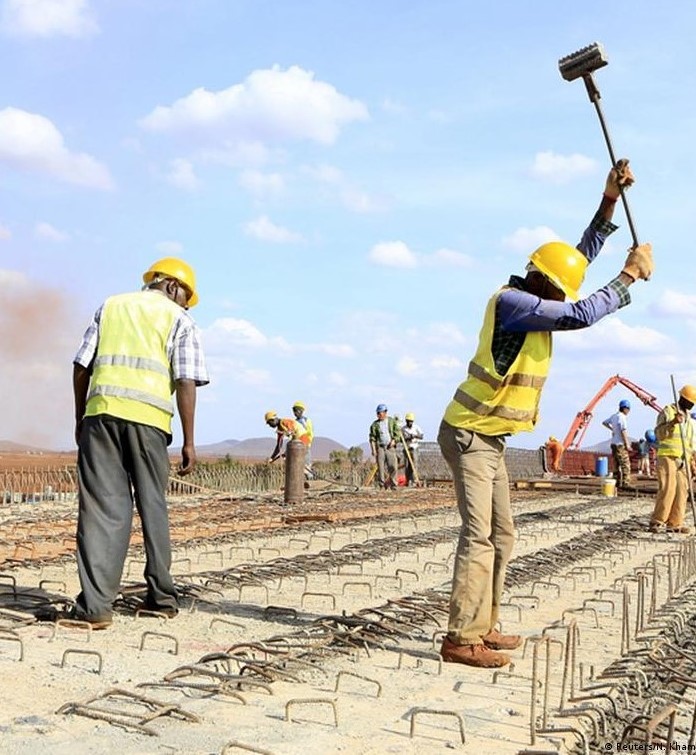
264,410,278,422
143,257,199,307
528,242,588,302
679,385,696,404
549,436,557,442
292,400,306,410
405,412,415,421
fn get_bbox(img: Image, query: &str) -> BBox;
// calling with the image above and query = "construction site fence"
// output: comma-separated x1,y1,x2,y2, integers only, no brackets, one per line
0,444,614,503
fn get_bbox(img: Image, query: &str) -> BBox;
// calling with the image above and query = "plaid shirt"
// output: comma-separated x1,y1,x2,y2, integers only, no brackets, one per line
490,209,630,376
73,290,209,385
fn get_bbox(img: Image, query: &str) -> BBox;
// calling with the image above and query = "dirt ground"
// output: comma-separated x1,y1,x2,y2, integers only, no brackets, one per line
0,484,693,754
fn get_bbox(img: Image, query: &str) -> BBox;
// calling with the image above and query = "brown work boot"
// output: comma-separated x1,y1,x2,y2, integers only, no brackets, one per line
482,629,522,650
440,637,510,667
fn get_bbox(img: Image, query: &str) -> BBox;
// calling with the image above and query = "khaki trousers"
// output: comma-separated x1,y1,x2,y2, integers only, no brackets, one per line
651,456,688,528
437,420,516,645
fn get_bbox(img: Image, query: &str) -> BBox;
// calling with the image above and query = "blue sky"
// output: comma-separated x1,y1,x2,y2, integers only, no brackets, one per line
2,0,696,452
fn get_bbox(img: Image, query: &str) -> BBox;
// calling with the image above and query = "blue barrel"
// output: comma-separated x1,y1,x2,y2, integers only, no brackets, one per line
595,456,609,477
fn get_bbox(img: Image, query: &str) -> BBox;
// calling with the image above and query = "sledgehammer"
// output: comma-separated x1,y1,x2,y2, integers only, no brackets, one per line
558,42,639,248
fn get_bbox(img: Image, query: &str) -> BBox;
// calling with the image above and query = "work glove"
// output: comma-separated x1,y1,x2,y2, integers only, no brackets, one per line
622,243,653,282
605,158,634,199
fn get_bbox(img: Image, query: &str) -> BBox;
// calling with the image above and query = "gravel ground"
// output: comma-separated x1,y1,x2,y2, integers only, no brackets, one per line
1,486,692,754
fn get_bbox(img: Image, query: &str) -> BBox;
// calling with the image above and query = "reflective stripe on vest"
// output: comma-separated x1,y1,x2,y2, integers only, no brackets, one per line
657,404,694,457
443,287,551,435
85,291,178,434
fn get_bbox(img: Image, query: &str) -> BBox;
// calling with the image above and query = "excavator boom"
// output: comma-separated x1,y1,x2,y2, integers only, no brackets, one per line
562,374,662,450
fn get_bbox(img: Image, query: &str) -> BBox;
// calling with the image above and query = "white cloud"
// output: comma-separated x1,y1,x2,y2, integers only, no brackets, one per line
502,225,559,254
155,240,183,255
381,98,407,115
238,169,284,197
304,163,389,214
139,65,369,146
165,158,200,191
430,355,464,371
207,318,269,349
197,141,272,169
244,215,303,244
651,290,696,320
559,317,672,354
1,0,98,38
0,107,113,189
369,241,471,268
34,221,69,241
328,371,348,387
369,241,418,268
530,151,597,184
428,248,473,268
304,343,355,358
396,356,419,375
0,222,11,240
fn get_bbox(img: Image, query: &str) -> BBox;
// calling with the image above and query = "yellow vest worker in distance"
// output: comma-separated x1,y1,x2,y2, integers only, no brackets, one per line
649,385,696,534
265,411,310,462
437,161,653,669
70,257,209,628
292,400,314,469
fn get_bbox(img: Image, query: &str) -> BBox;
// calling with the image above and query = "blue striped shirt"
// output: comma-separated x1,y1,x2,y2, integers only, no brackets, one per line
491,210,630,375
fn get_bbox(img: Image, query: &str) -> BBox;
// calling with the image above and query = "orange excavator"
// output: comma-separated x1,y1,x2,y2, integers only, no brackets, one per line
562,374,662,450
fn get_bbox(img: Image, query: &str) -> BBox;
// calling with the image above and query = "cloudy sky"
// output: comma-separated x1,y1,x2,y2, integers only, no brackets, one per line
2,0,695,451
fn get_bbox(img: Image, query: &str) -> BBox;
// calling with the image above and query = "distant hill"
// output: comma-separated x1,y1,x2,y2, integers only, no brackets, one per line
0,439,54,454
197,436,348,461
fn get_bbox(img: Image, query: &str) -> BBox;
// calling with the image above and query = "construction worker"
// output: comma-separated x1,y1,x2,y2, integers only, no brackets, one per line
637,429,656,477
292,401,314,471
70,257,208,628
400,413,424,486
546,436,564,473
265,411,309,462
602,399,632,489
649,385,696,534
437,161,653,668
369,404,400,489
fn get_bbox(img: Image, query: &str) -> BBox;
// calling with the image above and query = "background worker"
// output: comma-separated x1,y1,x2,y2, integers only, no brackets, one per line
400,412,424,486
602,399,633,489
72,257,209,628
369,404,400,489
292,400,314,475
546,436,564,473
637,429,656,476
265,411,309,463
437,161,653,668
649,385,696,534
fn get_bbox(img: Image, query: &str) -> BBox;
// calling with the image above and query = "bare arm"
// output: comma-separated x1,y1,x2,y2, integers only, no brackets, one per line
73,363,92,446
175,378,197,475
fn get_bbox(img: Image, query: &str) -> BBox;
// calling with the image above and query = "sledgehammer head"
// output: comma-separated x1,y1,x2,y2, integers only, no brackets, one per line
558,42,608,81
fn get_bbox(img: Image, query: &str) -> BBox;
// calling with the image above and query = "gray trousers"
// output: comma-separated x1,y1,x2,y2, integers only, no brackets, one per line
75,415,177,620
376,445,398,486
437,420,516,644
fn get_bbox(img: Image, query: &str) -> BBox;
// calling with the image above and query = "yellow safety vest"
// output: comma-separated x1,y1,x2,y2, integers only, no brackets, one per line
656,404,694,458
443,288,551,435
299,417,314,445
85,291,179,434
279,418,310,445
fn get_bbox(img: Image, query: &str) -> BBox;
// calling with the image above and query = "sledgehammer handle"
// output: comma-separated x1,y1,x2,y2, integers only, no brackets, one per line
583,75,640,248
